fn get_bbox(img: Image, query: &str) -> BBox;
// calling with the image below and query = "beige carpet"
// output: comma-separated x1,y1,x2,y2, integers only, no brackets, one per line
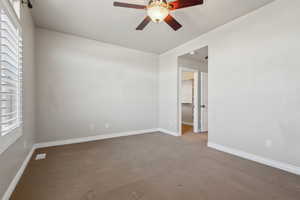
11,132,300,200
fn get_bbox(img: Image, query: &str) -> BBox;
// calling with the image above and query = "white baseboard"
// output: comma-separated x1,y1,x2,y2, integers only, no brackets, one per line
34,129,158,149
3,128,160,199
157,128,179,137
4,133,299,200
207,142,300,176
182,121,193,126
33,128,180,150
2,147,35,200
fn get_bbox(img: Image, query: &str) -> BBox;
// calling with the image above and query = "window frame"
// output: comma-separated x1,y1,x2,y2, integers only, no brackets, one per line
8,0,20,17
0,0,23,154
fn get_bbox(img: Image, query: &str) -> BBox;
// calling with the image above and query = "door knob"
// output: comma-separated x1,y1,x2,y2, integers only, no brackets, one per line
201,105,206,108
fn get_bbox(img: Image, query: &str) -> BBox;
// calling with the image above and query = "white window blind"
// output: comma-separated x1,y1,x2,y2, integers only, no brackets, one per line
0,8,22,136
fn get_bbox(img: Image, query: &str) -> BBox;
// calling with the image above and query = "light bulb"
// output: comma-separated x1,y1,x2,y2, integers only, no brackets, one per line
147,1,169,23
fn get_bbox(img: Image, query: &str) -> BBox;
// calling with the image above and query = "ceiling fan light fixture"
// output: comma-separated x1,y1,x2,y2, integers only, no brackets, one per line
113,0,204,31
147,0,170,23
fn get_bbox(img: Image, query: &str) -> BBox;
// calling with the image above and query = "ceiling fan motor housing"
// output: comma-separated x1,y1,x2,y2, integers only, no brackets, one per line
147,0,170,23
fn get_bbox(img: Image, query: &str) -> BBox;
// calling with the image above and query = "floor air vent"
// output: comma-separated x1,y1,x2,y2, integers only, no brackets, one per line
35,153,47,160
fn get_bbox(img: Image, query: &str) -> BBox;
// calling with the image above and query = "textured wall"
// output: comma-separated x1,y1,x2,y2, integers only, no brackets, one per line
159,0,300,167
35,29,158,143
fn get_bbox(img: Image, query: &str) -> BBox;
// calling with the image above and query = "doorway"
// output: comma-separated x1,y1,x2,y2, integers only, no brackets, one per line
178,46,208,136
180,69,199,134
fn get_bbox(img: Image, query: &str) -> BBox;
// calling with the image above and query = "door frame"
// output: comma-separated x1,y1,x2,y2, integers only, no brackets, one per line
178,67,200,136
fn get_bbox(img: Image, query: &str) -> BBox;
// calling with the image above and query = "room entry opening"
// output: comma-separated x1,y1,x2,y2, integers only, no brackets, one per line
178,46,208,136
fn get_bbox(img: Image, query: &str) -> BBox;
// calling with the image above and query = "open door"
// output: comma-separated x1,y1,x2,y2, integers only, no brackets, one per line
193,71,199,133
200,72,208,132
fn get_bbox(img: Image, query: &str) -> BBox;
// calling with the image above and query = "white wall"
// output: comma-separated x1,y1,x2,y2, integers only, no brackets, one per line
181,79,193,104
159,0,300,167
182,104,193,124
35,29,158,143
0,3,36,198
181,78,193,124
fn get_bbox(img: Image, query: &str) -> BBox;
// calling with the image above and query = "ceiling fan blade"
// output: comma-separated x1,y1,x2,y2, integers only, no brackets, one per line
164,15,182,31
169,0,204,10
113,2,146,9
136,16,151,30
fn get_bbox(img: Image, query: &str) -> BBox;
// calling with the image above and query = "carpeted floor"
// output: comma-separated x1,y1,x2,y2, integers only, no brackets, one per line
11,132,300,200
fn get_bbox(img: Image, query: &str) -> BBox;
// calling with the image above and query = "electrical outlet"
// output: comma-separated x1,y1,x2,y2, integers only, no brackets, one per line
23,141,27,149
89,123,95,132
169,121,173,128
265,140,272,148
105,123,110,129
35,153,46,160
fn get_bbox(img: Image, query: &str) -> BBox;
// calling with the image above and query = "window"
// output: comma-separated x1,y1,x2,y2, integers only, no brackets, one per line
0,8,22,136
9,0,21,19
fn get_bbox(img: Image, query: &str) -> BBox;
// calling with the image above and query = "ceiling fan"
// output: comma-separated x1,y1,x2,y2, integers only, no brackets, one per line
113,0,204,31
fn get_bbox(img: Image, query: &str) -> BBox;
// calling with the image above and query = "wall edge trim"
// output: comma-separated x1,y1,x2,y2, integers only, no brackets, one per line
182,121,193,126
2,147,35,200
34,129,159,149
207,142,300,176
157,128,180,136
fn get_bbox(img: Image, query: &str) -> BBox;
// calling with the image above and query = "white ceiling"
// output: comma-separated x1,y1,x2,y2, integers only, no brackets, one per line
32,0,274,54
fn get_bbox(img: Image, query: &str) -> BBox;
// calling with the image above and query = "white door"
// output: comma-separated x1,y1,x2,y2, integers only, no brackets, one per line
193,72,199,133
200,72,208,132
